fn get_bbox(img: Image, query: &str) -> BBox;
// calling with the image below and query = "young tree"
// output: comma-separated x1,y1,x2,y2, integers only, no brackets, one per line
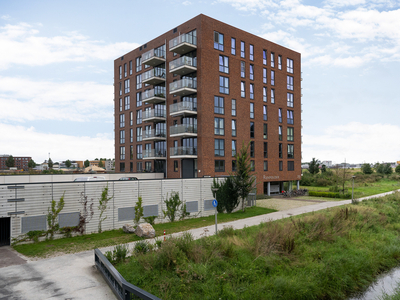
361,163,373,174
28,159,36,169
65,159,72,168
308,158,320,175
98,160,104,168
396,165,400,174
5,155,15,168
48,158,53,169
375,163,393,176
321,164,327,173
84,159,90,168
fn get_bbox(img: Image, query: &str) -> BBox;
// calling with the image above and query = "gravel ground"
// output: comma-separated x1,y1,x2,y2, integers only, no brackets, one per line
257,197,328,211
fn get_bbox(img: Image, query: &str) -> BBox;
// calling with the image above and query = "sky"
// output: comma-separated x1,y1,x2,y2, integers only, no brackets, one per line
0,0,399,165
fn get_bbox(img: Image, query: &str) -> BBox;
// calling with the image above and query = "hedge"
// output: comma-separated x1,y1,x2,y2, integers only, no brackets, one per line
309,191,351,199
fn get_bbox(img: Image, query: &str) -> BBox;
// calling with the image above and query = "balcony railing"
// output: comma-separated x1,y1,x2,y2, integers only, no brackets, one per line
144,149,167,159
143,129,166,140
169,56,197,75
169,102,197,115
170,146,197,156
142,48,166,66
144,108,166,120
142,67,166,85
170,124,197,136
169,34,197,55
169,78,197,96
142,87,166,104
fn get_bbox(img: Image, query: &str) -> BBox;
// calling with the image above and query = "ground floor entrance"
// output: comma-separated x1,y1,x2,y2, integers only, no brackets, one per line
0,217,10,247
263,181,300,196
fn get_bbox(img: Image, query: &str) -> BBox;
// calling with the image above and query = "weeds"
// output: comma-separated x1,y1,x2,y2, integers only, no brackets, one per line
105,244,129,264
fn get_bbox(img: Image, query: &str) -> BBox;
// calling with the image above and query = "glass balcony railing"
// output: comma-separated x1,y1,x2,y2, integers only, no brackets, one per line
169,34,197,50
143,129,167,139
142,48,165,61
144,108,166,119
169,56,197,71
143,67,166,81
169,102,197,114
169,78,197,92
170,146,197,156
144,149,167,158
170,124,197,135
142,86,166,101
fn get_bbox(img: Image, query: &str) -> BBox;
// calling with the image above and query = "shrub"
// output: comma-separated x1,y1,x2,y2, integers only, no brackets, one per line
46,192,65,240
113,244,129,264
300,172,314,186
163,192,182,222
134,240,151,254
143,215,157,225
314,177,331,187
395,165,400,174
361,163,373,174
134,197,144,226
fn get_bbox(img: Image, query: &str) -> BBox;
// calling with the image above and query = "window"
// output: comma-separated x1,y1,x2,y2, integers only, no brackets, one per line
271,70,275,86
124,96,130,110
232,140,236,156
232,160,237,171
124,63,127,77
136,92,142,107
214,31,224,51
279,161,283,171
271,52,275,67
231,38,236,55
240,41,245,58
174,160,178,172
215,139,224,156
136,145,142,159
215,160,225,172
214,96,224,114
232,120,236,137
144,125,151,139
263,124,268,139
263,49,267,65
136,127,142,142
279,143,283,158
119,114,125,127
249,64,254,80
279,108,282,123
120,146,125,160
263,68,267,84
136,74,142,89
263,105,267,121
130,145,134,160
279,126,282,141
145,161,151,172
129,60,132,75
136,57,142,72
264,161,268,171
287,127,294,141
219,76,229,94
232,99,236,116
119,98,123,112
120,130,125,144
287,58,294,73
271,89,275,104
219,55,229,73
250,121,254,138
250,103,254,119
250,141,255,157
214,117,224,135
241,61,245,78
278,55,282,70
287,76,294,90
264,142,268,158
119,65,122,79
263,87,267,102
136,110,142,124
250,160,255,171
249,44,254,61
119,82,122,95
287,110,294,124
288,161,294,171
250,83,254,100
288,144,294,159
137,162,142,172
130,128,134,143
241,81,245,98
287,93,294,107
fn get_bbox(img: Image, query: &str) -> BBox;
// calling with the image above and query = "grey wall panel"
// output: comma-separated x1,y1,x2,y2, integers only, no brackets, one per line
204,199,214,211
143,205,158,217
118,207,135,222
186,201,198,213
58,212,80,228
21,215,46,233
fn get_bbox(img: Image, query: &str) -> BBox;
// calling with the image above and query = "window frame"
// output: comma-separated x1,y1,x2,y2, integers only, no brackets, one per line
232,119,236,137
214,96,225,114
214,117,225,135
240,41,245,58
214,31,224,51
287,127,294,141
231,37,236,55
219,55,229,73
214,139,225,157
219,76,229,94
215,160,225,172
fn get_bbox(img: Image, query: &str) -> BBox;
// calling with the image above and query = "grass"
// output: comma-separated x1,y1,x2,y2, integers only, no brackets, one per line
117,192,400,300
13,206,276,258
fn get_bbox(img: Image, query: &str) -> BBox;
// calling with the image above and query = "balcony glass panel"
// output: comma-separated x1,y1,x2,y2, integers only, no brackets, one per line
143,108,166,119
169,102,197,114
170,146,197,156
144,149,167,158
169,34,197,49
142,48,165,61
169,78,197,92
170,124,197,135
144,129,166,139
143,67,166,81
169,56,197,71
142,86,166,101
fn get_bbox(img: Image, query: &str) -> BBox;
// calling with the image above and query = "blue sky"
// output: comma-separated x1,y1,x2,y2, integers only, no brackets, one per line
0,0,399,164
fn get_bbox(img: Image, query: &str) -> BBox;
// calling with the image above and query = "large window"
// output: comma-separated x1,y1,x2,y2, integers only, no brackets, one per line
137,162,142,172
214,96,224,114
263,105,267,121
120,130,125,144
264,142,268,158
119,114,125,127
278,55,282,70
279,143,283,158
219,76,229,94
231,38,236,55
287,58,294,73
215,160,225,172
240,41,245,58
271,70,275,86
288,161,294,171
232,140,236,156
145,161,151,172
271,52,275,68
241,61,245,78
232,99,236,116
241,81,245,98
249,44,254,61
250,121,254,138
215,139,224,156
287,127,294,141
287,93,294,107
219,55,229,73
136,57,142,72
124,96,130,110
250,64,254,80
263,49,267,65
279,125,282,141
136,110,142,124
232,120,236,136
263,68,267,84
250,83,254,100
136,145,142,159
263,124,267,139
271,88,275,104
287,76,294,90
136,92,142,107
136,74,142,90
232,160,237,171
287,110,294,124
214,117,224,135
250,103,254,119
214,31,224,51
279,108,282,123
120,146,125,160
288,144,294,159
136,127,142,142
250,141,255,157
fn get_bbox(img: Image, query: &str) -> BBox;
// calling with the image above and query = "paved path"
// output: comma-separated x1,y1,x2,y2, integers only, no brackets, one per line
1,189,398,300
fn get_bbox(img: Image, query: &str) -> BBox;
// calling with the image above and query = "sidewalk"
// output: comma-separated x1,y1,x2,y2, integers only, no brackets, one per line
1,189,398,300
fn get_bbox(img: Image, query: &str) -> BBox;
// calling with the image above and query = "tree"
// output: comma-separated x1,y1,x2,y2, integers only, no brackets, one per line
28,159,36,169
396,165,400,174
84,159,90,168
321,164,327,173
234,142,256,212
98,185,113,233
308,158,320,175
65,159,71,168
212,177,240,213
98,160,104,168
375,163,393,176
48,158,53,169
5,155,15,168
361,163,373,174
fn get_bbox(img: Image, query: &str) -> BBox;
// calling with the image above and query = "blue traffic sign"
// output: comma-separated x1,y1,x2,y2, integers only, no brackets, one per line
212,199,218,207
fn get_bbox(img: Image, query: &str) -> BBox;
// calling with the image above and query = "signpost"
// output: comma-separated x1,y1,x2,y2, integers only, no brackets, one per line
212,199,218,234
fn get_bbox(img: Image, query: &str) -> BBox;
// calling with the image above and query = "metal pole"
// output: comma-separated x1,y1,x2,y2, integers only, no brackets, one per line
215,206,217,234
352,176,355,203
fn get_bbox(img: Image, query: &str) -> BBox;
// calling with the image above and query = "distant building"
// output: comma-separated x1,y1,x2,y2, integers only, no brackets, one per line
321,161,332,167
0,154,32,171
105,159,114,171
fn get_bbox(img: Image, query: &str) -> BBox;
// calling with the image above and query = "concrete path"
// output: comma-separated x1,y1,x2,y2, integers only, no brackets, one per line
1,189,398,300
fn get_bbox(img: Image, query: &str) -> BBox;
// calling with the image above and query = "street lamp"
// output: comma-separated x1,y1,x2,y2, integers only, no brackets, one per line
352,176,356,204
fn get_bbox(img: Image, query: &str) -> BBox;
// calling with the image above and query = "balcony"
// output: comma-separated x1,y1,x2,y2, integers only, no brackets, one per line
142,87,166,104
169,34,197,55
170,102,197,117
142,67,166,85
170,146,197,158
143,149,167,160
169,78,197,96
170,124,197,138
169,56,197,76
143,108,166,123
142,48,165,66
143,129,167,141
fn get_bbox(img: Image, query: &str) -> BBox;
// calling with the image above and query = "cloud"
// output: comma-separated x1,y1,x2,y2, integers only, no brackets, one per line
0,23,140,69
182,0,192,5
1,15,11,20
217,0,278,12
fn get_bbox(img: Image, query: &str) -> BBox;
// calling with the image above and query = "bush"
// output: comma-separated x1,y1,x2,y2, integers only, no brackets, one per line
134,240,151,254
143,216,157,225
395,165,400,174
300,172,314,186
105,244,129,264
163,192,182,222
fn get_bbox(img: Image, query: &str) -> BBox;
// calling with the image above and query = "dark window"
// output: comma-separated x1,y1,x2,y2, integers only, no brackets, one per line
232,160,237,171
264,142,268,158
137,162,142,172
145,161,151,172
214,96,224,114
215,160,225,172
288,161,294,171
250,122,254,138
120,162,125,172
264,161,268,171
174,160,178,172
219,76,229,94
215,139,224,156
250,141,255,157
279,161,283,171
287,144,294,159
263,124,268,139
279,143,283,158
214,31,224,51
250,160,255,171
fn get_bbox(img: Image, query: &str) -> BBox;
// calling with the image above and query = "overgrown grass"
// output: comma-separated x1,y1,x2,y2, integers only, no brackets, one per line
117,192,400,300
13,206,275,258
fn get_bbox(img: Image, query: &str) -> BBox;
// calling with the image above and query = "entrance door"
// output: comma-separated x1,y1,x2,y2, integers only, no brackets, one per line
0,217,11,246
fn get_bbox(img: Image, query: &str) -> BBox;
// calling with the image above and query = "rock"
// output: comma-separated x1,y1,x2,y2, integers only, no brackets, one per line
135,223,156,238
122,224,135,234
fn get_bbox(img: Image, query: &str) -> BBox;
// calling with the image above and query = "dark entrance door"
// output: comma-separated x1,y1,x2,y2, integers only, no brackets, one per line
0,217,11,246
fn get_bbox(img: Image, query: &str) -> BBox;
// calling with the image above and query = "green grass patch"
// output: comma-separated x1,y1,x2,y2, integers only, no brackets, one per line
13,206,275,258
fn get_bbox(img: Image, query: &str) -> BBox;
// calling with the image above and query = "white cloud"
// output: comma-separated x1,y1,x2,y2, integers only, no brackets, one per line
182,0,192,5
0,23,140,69
0,123,114,163
1,15,11,20
217,0,278,12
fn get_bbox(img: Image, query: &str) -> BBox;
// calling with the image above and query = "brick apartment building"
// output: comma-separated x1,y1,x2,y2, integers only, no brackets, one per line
0,155,32,171
114,14,302,194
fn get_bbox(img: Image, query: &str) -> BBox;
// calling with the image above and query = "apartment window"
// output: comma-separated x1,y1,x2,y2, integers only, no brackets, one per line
214,96,224,114
124,63,127,77
120,146,125,160
174,160,178,172
250,121,254,138
264,142,268,158
214,31,224,51
287,127,294,141
240,41,245,58
271,70,275,86
137,162,142,172
288,161,294,171
241,81,245,98
241,61,245,78
124,79,130,93
144,161,151,172
250,103,254,119
136,145,142,159
232,140,237,157
287,93,294,107
232,120,236,137
136,127,142,142
124,96,130,110
263,87,267,102
136,92,142,107
214,117,224,135
130,145,134,160
119,114,125,127
279,108,282,123
263,49,267,65
120,130,125,144
119,98,123,112
263,68,267,84
144,125,151,139
136,74,142,89
231,38,236,55
278,55,282,70
130,112,134,126
250,160,255,171
287,58,294,73
249,44,254,61
250,83,254,100
287,110,294,125
136,57,142,72
287,76,294,90
219,55,229,73
271,89,275,104
263,105,267,121
119,65,122,79
279,126,282,141
232,160,237,171
249,64,254,81
119,82,122,95
271,52,275,67
215,139,224,156
130,128,134,143
129,60,132,75
232,99,236,116
215,160,225,172
288,144,294,159
263,124,268,139
279,161,283,171
219,76,229,94
250,141,255,157
136,110,142,124
279,143,283,158
264,161,268,171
